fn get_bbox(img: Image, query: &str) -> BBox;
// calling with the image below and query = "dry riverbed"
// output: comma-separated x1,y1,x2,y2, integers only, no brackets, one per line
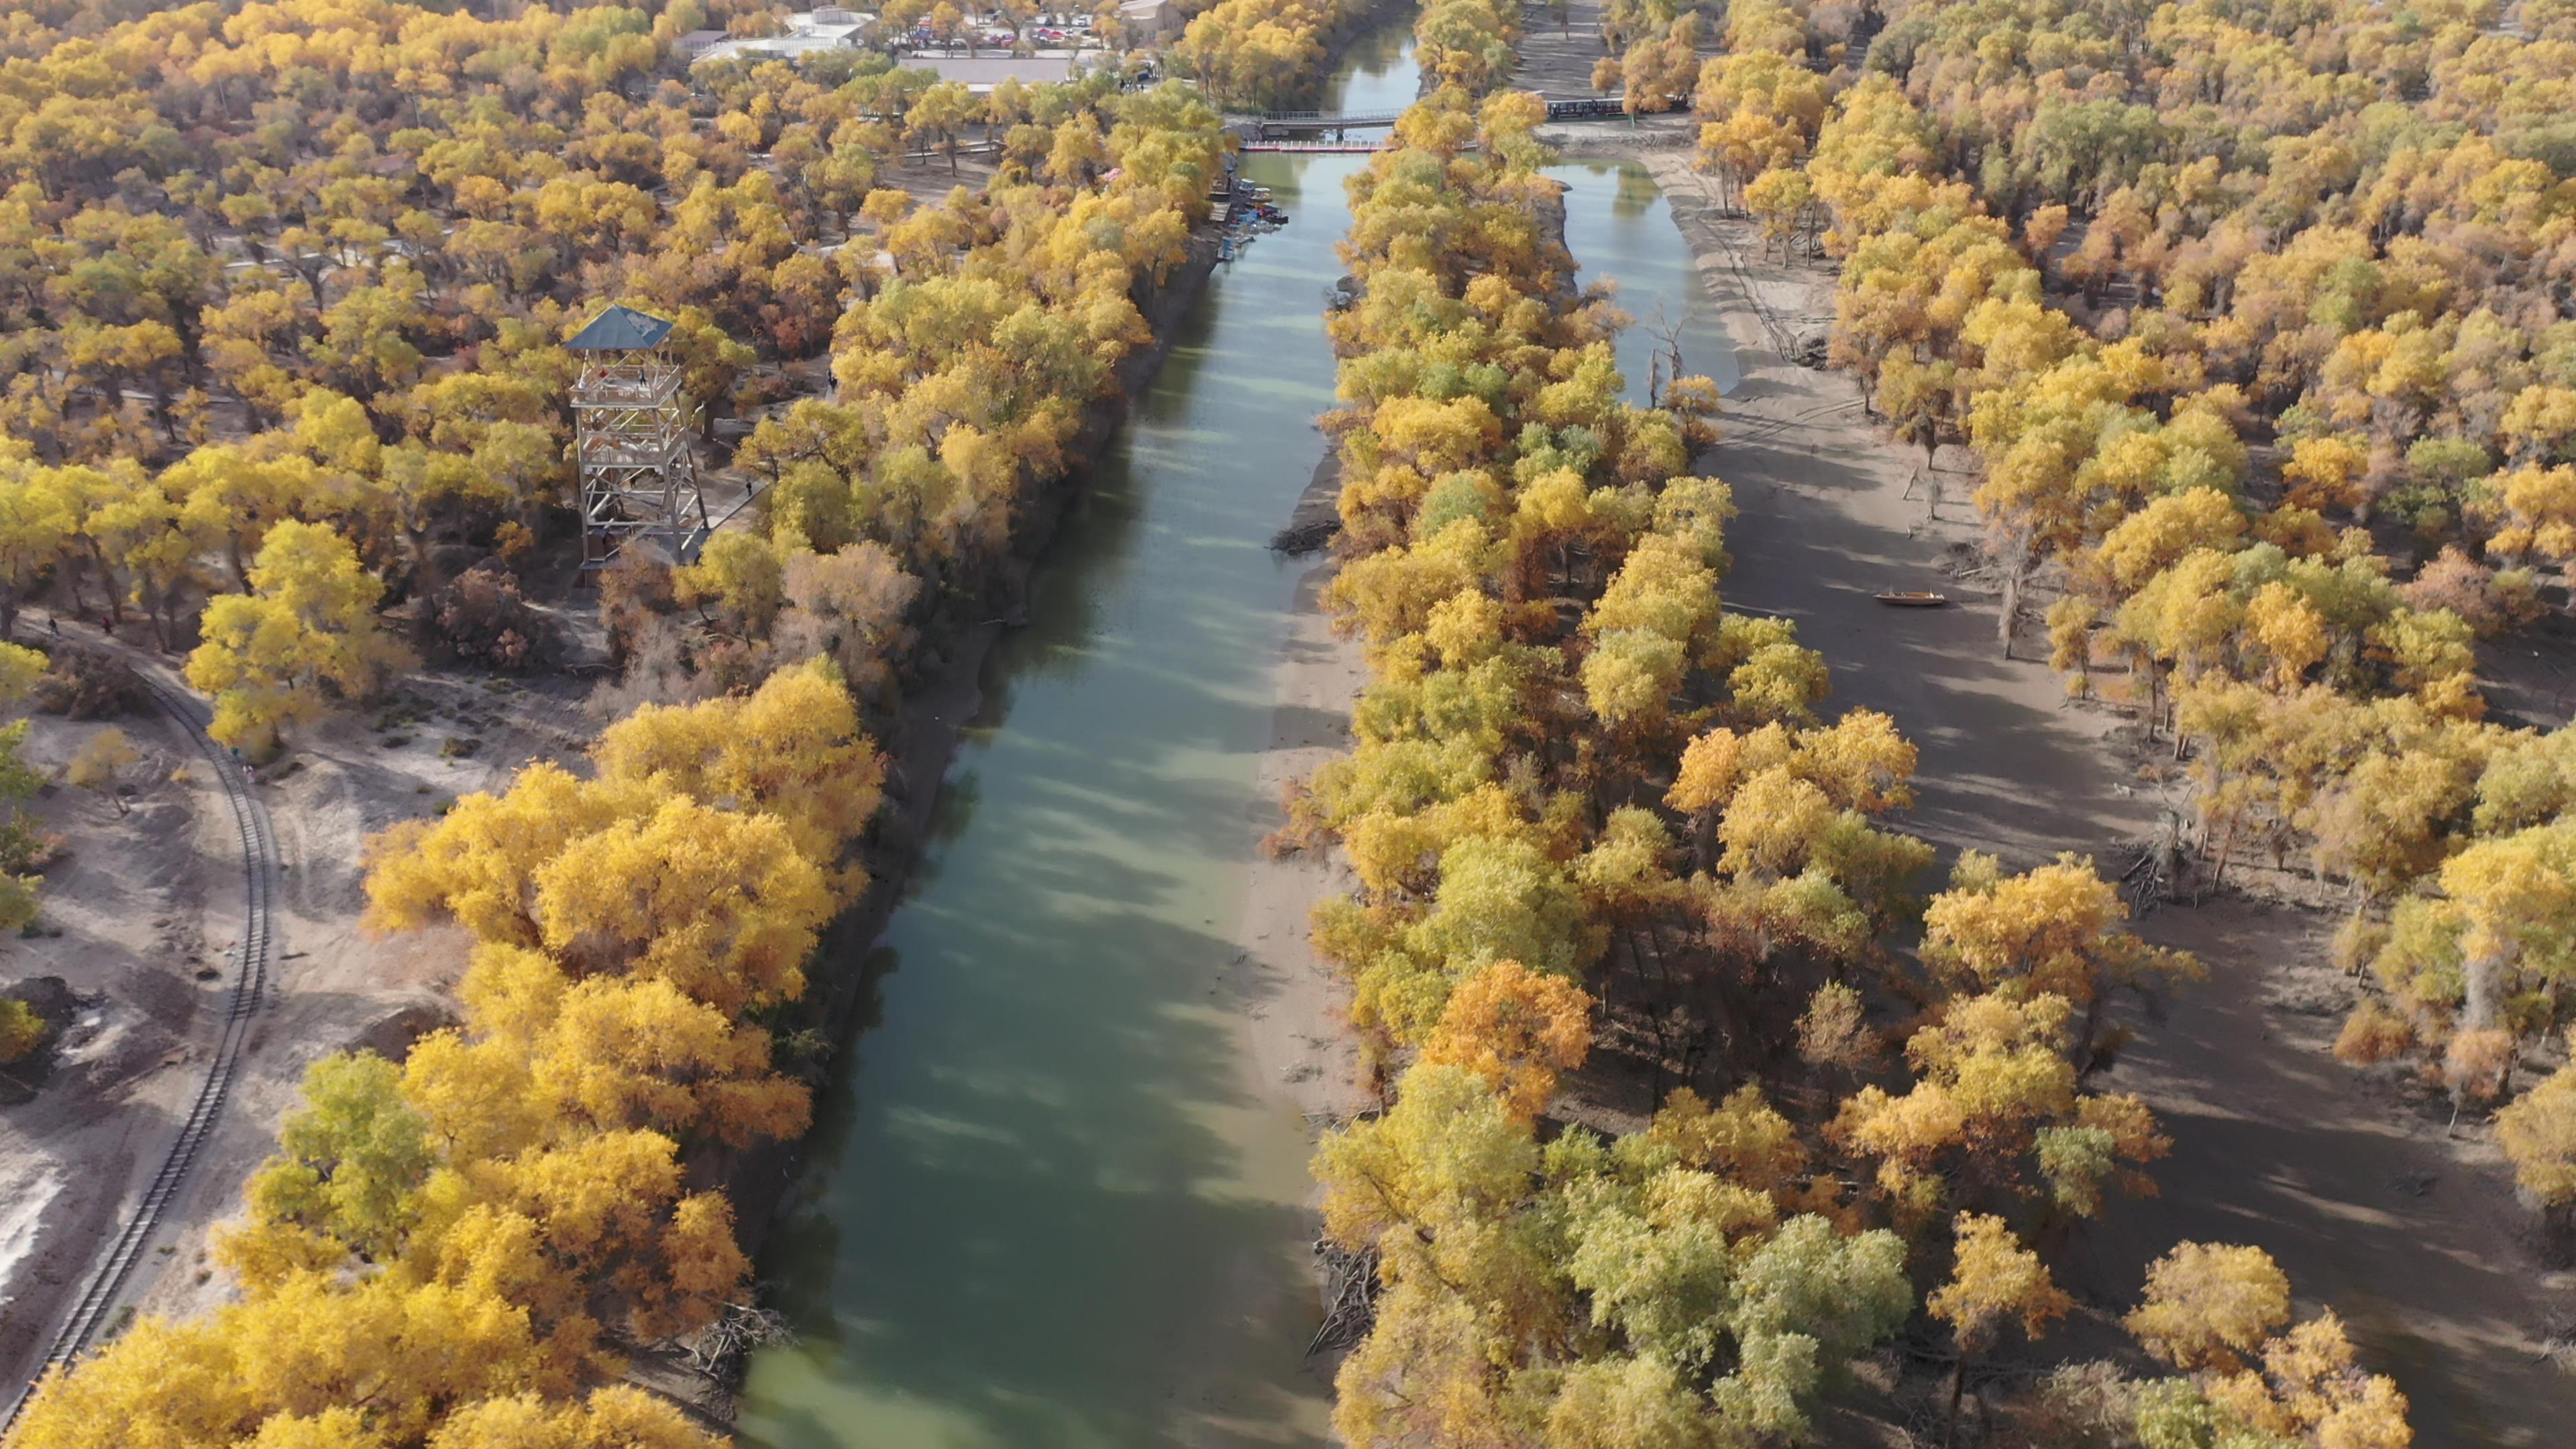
1636,145,2576,1444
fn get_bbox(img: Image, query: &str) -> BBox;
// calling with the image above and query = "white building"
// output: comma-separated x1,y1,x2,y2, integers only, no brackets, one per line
1117,0,1175,42
690,9,878,66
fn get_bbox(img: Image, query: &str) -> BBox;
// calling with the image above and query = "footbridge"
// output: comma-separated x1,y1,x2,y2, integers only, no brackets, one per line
1249,107,1405,139
1239,95,1631,141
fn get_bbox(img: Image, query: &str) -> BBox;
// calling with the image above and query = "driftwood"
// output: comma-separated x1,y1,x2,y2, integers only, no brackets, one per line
688,1303,795,1385
1269,517,1342,556
1307,1237,1381,1356
2117,833,2178,917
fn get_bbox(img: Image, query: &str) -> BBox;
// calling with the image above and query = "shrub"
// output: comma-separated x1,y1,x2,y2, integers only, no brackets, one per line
419,565,557,672
32,644,150,720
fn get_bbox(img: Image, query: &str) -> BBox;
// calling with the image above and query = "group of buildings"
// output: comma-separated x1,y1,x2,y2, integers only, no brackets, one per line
678,5,1175,91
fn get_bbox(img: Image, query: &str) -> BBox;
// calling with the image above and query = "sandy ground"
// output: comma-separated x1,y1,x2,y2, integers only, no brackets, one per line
1224,460,1372,1144
0,627,592,1402
0,692,230,1394
1642,156,2157,866
1512,0,1719,104
1637,147,2576,1443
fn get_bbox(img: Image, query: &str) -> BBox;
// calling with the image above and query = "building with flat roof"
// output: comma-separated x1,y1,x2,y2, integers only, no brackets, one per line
690,10,877,66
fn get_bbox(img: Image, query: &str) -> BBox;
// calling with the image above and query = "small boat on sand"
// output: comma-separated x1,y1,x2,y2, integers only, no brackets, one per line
1874,590,1950,607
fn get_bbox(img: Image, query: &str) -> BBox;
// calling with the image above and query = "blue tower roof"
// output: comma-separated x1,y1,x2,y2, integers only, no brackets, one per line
567,305,676,352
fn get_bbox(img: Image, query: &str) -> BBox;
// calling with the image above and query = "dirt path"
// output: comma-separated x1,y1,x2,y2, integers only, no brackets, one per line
1640,148,2576,1445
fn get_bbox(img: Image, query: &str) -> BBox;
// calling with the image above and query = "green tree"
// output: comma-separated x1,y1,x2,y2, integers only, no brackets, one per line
0,641,52,906
246,1051,435,1260
0,996,46,1066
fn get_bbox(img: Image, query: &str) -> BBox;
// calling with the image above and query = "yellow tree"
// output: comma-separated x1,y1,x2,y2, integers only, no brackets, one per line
2282,434,2369,511
1745,167,1817,262
425,1387,723,1449
2435,820,2576,1091
66,727,139,816
185,520,405,754
527,975,811,1148
590,660,886,884
2497,1062,2576,1210
532,796,834,1015
1,997,46,1065
2478,462,2576,599
0,641,44,929
1929,1212,2072,1434
8,1273,543,1449
1921,851,2200,1055
2126,1244,2412,1449
419,1129,752,1357
2125,1240,2291,1372
364,764,656,947
0,455,73,640
1832,991,2169,1224
1417,959,1592,1122
669,530,784,638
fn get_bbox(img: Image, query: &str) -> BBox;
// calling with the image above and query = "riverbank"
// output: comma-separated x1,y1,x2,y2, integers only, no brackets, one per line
1635,144,2576,1443
1226,454,1370,1120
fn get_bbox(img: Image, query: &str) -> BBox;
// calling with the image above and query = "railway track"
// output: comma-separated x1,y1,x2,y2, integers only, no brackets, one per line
1,672,278,1437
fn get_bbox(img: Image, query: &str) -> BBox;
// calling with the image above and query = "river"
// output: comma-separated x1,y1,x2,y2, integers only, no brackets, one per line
736,19,1731,1448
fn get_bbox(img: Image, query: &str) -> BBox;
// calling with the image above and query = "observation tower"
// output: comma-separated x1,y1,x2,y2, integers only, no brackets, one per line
568,305,709,569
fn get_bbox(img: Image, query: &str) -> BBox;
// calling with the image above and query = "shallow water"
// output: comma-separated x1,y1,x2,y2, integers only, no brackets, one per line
1551,158,1742,400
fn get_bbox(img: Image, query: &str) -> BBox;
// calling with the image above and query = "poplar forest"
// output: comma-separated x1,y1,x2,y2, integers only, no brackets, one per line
0,0,2573,1447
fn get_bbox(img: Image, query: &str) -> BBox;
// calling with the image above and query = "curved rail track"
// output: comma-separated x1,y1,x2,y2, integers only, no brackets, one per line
1,673,278,1437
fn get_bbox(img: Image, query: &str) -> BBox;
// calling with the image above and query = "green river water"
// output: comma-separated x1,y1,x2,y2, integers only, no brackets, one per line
738,21,1733,1448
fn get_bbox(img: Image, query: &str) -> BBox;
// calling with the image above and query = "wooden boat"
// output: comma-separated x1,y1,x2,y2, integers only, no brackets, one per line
1874,590,1950,607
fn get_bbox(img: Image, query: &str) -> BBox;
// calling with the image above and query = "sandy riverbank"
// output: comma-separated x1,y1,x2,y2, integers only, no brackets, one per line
1210,451,1372,1405
1223,456,1370,1140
